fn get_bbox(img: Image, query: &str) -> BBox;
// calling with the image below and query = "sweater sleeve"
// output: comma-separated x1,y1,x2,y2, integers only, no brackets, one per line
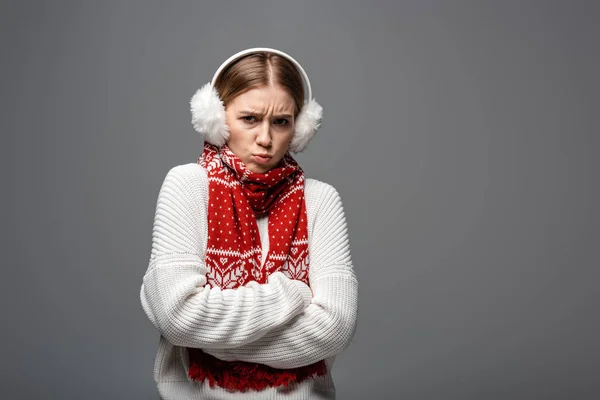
203,183,359,368
139,164,313,349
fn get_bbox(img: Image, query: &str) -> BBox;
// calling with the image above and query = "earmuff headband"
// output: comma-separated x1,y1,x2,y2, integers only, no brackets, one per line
190,47,322,153
210,47,313,102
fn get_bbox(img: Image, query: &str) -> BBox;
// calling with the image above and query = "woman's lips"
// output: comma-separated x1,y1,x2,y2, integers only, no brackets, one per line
252,155,272,164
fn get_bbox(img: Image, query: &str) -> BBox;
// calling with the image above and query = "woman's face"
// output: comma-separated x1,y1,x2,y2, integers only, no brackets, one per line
225,85,296,174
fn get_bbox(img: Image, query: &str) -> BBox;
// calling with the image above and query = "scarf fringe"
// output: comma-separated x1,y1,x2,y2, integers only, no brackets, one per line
187,349,327,392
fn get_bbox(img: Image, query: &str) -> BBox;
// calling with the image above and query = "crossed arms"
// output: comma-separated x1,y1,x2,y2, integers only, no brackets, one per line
140,165,358,369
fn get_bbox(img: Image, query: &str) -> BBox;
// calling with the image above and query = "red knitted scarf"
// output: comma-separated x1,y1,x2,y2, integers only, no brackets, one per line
187,143,327,391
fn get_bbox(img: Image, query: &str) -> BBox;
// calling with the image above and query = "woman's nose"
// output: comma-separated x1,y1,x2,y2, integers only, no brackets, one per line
256,122,272,147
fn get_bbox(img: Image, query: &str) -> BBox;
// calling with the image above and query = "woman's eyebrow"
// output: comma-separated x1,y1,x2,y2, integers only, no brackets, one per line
238,110,263,117
239,110,293,118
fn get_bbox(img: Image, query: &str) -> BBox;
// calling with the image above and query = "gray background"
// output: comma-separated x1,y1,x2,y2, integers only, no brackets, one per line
3,1,599,399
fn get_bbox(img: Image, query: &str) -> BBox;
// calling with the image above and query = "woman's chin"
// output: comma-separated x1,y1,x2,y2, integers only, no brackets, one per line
245,162,271,174
245,156,279,174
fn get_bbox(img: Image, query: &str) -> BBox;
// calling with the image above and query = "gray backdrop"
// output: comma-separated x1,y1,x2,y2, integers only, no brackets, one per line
3,1,599,399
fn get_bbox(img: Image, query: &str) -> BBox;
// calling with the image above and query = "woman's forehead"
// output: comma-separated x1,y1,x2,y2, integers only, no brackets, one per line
230,86,295,113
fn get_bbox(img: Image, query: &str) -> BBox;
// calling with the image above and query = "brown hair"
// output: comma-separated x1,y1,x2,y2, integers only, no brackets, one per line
214,52,305,117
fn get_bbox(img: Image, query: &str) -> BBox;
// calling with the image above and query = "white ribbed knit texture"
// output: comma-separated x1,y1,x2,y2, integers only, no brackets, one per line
140,163,358,400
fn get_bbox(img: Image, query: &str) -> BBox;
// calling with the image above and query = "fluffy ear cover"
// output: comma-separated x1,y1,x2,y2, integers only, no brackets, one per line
289,98,323,153
190,83,322,153
190,82,229,147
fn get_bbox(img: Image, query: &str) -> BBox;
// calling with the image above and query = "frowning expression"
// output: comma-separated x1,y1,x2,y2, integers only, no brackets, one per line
225,85,296,173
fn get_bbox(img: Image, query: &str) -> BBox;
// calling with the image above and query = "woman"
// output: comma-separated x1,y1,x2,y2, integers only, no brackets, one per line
140,47,358,399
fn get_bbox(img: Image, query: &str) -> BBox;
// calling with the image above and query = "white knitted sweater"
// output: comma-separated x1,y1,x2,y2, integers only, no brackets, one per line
140,163,358,400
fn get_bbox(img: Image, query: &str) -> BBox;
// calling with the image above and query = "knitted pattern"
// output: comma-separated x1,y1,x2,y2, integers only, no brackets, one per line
198,143,310,286
187,143,326,390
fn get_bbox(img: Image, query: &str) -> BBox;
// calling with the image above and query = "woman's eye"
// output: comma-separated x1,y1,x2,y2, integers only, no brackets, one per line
274,118,289,126
242,116,257,123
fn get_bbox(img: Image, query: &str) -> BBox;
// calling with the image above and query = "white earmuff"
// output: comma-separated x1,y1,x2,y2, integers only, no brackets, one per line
190,47,322,153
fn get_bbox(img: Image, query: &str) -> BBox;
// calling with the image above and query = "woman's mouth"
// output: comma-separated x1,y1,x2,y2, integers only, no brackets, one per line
253,154,272,164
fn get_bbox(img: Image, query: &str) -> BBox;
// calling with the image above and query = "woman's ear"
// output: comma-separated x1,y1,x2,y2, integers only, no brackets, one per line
190,83,230,147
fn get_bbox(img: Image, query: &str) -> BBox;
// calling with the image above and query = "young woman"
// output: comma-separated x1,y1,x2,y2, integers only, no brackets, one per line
140,47,358,399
